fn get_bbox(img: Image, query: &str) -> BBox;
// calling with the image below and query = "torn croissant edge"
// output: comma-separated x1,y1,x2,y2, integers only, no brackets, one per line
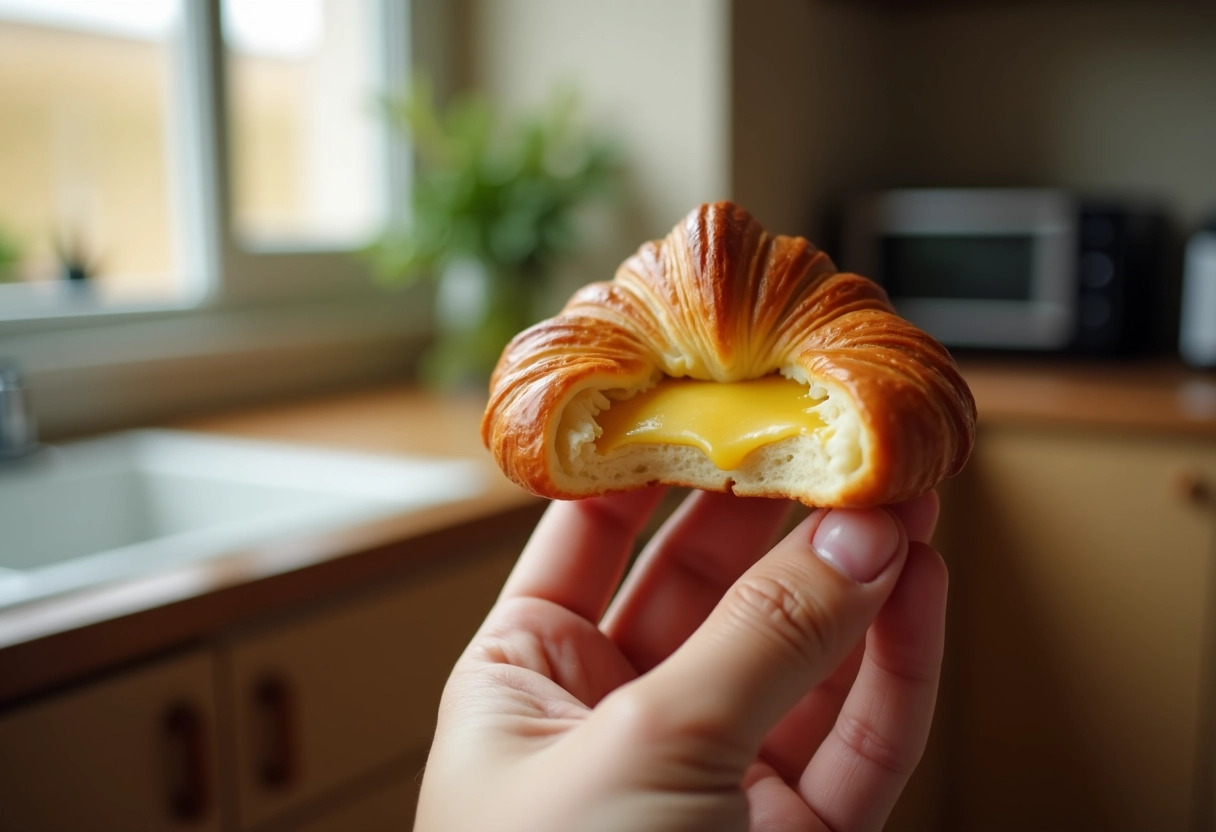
481,201,978,509
553,366,860,495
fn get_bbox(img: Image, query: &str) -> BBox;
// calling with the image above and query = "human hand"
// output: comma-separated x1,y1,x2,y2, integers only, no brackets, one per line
415,488,948,832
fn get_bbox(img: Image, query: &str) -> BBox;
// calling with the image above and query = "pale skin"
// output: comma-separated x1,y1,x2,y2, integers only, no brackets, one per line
415,488,948,831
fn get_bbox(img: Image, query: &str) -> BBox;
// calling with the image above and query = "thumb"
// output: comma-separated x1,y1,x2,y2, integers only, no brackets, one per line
620,508,907,765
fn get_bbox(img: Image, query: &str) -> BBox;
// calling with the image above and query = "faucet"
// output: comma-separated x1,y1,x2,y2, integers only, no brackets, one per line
0,361,38,460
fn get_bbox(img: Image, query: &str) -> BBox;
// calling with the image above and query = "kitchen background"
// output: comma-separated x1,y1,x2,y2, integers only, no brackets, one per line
1,0,1215,830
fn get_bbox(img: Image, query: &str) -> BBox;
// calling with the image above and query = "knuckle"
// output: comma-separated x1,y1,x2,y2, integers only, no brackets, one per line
469,600,555,677
597,686,669,743
730,572,838,665
834,712,919,778
871,651,941,687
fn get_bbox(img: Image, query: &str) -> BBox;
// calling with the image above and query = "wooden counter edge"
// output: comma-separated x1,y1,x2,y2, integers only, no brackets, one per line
959,359,1216,437
0,498,546,710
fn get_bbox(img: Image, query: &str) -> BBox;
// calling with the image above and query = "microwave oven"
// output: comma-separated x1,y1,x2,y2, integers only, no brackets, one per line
843,189,1165,353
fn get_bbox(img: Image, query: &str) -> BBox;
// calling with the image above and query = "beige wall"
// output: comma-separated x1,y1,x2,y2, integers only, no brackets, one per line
466,0,1216,273
463,0,731,297
731,0,889,243
876,2,1216,227
732,0,1216,244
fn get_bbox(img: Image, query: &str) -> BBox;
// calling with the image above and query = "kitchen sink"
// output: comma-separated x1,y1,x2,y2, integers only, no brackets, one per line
0,430,485,608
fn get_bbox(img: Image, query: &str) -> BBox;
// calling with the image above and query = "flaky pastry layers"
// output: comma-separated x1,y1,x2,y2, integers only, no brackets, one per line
481,201,976,507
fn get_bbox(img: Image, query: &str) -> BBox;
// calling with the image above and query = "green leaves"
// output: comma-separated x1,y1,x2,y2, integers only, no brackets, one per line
370,80,621,287
0,226,21,283
368,80,621,387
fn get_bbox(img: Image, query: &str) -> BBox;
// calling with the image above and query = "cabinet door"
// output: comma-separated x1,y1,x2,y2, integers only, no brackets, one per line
225,544,518,830
283,750,428,832
0,650,221,832
947,427,1216,832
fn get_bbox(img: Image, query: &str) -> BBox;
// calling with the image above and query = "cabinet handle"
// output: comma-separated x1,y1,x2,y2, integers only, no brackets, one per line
1174,470,1213,505
253,674,298,791
162,701,211,823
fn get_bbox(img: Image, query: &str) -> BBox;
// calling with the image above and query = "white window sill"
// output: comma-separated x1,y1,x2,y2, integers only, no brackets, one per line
0,291,432,439
0,282,209,329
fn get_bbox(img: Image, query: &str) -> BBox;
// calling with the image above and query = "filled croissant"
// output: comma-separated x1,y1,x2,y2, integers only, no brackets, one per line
481,201,976,508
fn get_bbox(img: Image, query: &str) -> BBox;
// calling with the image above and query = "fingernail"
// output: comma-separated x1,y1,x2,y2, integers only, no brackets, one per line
811,509,901,583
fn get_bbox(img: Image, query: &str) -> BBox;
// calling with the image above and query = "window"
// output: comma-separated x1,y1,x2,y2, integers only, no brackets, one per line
0,0,185,311
225,0,388,248
0,0,412,320
0,0,435,435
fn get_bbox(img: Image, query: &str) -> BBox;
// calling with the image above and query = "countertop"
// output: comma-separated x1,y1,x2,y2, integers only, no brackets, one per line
2,359,1214,706
0,387,544,707
960,358,1216,437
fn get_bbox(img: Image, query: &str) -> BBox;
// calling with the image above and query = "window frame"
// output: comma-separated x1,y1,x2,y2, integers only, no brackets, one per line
0,0,453,436
186,0,414,307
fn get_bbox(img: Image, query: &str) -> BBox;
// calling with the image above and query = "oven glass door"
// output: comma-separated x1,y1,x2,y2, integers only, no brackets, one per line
881,234,1035,301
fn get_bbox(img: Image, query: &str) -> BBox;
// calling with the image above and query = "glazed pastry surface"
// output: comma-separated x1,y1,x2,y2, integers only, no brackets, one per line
481,201,976,507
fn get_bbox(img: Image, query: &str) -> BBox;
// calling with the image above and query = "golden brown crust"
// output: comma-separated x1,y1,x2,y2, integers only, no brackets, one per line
481,201,977,507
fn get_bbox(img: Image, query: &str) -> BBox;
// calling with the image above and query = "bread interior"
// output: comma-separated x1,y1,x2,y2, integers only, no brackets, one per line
553,368,867,502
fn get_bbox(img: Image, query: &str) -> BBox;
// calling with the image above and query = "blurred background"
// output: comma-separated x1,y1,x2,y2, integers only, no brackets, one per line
0,1,1214,830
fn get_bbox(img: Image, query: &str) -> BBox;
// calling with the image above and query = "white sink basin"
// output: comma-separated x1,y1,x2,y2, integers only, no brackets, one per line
0,430,485,608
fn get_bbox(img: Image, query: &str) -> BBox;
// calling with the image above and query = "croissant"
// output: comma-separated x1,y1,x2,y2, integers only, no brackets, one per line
481,201,976,508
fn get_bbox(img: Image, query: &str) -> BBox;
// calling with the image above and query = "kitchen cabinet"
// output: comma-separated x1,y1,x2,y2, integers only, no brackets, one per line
935,425,1216,831
0,386,545,831
0,539,521,832
0,650,222,832
282,760,425,832
225,542,517,829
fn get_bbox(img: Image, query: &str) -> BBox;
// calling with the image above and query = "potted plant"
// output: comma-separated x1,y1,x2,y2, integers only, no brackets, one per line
370,81,620,387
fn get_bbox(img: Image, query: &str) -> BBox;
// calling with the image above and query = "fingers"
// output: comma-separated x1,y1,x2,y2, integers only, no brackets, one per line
609,507,908,770
498,488,666,621
470,597,640,708
756,490,939,782
887,491,940,545
799,541,949,832
744,761,820,831
759,638,865,783
601,491,795,672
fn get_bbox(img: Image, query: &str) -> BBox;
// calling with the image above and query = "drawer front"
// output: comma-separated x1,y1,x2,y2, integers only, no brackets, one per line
283,751,428,832
0,649,222,832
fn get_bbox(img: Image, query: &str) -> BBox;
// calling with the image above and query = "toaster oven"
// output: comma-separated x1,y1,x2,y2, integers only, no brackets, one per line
844,189,1165,353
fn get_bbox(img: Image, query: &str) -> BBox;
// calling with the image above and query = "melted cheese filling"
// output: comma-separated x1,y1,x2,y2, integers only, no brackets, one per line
595,376,827,470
